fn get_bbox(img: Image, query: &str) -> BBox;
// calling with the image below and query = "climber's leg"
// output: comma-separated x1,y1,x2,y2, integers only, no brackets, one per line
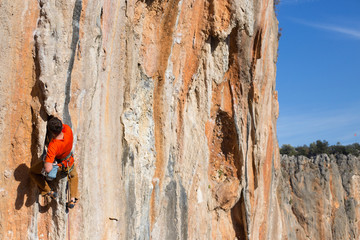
69,165,79,201
29,160,51,195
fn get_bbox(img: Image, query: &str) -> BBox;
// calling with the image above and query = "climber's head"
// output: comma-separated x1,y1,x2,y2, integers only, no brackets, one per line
47,116,63,137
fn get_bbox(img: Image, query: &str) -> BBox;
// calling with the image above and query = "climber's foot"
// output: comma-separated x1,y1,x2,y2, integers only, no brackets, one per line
46,190,58,200
66,198,77,209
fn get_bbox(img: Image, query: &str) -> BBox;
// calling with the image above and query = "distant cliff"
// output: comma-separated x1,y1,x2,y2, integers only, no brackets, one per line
0,0,280,239
279,154,360,239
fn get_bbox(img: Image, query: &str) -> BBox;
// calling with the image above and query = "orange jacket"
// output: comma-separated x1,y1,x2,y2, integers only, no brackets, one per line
45,124,75,168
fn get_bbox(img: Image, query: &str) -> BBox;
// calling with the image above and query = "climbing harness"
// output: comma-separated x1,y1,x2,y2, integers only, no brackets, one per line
56,152,74,173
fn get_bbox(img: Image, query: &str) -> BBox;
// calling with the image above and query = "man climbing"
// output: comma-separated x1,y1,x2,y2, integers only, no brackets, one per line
29,116,79,208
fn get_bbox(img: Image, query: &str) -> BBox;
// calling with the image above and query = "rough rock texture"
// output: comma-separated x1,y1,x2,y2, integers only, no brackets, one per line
280,154,360,240
0,0,280,239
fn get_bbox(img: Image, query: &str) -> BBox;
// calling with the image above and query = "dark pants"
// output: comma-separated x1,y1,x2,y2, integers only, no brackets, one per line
29,161,79,199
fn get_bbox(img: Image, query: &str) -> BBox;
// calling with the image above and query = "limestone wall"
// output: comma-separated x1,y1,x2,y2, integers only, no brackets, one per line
0,0,280,239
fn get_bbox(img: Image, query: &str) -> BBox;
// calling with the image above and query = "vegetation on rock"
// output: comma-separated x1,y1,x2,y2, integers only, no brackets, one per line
280,140,360,157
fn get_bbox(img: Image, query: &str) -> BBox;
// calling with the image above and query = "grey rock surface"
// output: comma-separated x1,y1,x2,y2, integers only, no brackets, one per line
280,154,360,240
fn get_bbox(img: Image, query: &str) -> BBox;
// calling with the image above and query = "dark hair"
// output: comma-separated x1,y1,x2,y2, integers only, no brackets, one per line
47,117,63,136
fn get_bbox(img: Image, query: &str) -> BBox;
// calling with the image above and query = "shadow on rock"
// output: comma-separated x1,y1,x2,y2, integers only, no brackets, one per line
14,163,37,210
37,195,54,213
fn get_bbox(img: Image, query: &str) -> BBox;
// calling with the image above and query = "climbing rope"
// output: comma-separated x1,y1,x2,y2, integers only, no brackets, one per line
67,169,72,240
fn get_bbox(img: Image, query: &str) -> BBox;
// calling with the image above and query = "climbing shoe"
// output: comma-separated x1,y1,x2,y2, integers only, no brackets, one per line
66,199,77,209
47,190,58,200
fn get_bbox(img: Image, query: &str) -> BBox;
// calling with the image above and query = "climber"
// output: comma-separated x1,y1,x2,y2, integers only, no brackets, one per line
29,116,79,209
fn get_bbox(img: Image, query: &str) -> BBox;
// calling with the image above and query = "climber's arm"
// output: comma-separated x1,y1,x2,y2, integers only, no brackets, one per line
44,142,57,173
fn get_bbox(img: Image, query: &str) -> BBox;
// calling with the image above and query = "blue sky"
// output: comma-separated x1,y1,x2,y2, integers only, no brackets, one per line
276,0,360,147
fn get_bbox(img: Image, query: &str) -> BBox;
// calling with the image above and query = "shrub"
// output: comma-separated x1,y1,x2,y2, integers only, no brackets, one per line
280,144,297,156
309,140,329,156
280,140,358,157
345,144,360,156
329,144,346,155
295,145,310,156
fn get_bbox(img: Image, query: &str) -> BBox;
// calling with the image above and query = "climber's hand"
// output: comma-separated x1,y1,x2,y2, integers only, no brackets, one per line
44,162,53,173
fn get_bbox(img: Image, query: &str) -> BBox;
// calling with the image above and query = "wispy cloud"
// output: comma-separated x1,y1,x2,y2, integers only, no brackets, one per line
277,105,360,146
290,18,360,39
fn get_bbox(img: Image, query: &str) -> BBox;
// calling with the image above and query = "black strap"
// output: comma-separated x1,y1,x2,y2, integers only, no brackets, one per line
56,152,73,162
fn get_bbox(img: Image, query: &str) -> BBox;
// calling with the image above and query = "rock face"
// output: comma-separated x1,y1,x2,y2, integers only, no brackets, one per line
280,154,360,240
0,0,280,239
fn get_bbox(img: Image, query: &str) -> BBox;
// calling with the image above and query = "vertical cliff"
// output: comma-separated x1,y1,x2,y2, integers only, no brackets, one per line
280,154,360,240
0,0,280,239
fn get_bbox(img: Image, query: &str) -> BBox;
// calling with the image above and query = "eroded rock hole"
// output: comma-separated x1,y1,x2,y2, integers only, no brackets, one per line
250,28,263,78
100,7,103,25
209,35,220,53
210,110,242,182
144,0,155,6
231,191,248,240
253,29,262,60
227,25,239,68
